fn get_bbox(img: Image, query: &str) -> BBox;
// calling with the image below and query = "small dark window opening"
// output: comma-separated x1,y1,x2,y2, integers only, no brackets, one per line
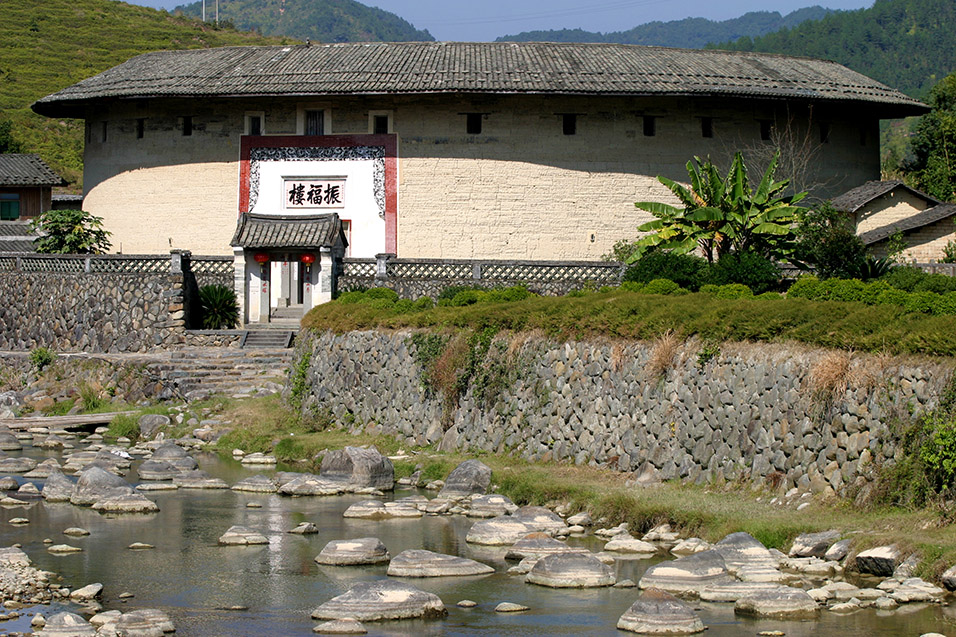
136,118,145,139
859,126,867,146
373,115,389,134
820,122,831,144
642,116,656,137
466,113,482,135
182,116,193,137
0,194,20,221
100,121,108,143
305,110,324,135
759,120,773,141
701,117,713,139
562,114,577,136
85,122,93,144
249,115,262,136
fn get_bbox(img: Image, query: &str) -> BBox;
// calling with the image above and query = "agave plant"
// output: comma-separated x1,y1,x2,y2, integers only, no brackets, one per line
630,152,808,264
198,284,240,330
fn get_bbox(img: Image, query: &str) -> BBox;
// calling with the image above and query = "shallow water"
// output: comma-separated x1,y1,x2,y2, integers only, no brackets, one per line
1,448,954,636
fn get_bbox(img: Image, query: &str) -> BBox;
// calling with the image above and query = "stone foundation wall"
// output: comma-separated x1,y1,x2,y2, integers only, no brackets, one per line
293,329,955,495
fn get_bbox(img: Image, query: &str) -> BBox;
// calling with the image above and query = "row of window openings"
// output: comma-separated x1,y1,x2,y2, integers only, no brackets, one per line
0,194,20,221
93,113,857,144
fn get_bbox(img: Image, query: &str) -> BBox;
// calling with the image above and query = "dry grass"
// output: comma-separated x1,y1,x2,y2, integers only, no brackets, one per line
809,350,852,398
645,330,681,380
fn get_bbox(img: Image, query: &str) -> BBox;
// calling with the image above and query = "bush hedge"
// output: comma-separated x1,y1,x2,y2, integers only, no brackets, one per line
788,275,956,315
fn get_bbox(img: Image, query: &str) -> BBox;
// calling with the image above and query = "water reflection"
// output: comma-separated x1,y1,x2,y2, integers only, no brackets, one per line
0,450,952,635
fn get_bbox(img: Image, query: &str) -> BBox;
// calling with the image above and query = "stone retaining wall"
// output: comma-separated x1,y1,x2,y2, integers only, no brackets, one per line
293,329,955,495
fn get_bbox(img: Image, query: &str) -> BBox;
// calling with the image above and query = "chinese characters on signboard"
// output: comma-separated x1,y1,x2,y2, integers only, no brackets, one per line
283,178,346,209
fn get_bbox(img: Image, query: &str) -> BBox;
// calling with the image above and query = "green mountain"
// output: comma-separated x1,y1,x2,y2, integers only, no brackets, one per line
713,0,956,98
174,0,434,43
496,7,833,49
0,0,293,187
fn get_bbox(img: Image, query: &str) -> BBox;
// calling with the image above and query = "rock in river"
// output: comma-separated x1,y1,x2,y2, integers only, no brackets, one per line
387,550,494,577
735,585,819,618
713,532,779,575
437,459,492,499
232,475,278,493
311,580,447,621
617,588,706,635
526,553,615,588
70,466,133,506
136,460,179,481
279,474,345,497
35,611,96,636
789,530,841,559
639,550,733,595
466,516,534,545
512,506,567,534
320,446,394,490
313,618,367,634
467,494,517,518
315,538,390,566
173,470,228,489
604,533,658,555
218,525,268,546
505,533,586,561
855,545,901,577
41,469,74,503
92,493,160,514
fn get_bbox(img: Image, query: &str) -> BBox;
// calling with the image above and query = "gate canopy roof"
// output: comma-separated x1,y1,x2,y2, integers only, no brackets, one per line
230,213,347,250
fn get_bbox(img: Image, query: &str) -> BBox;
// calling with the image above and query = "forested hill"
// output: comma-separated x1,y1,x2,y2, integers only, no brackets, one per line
713,0,956,98
174,0,434,43
0,0,293,187
496,7,832,49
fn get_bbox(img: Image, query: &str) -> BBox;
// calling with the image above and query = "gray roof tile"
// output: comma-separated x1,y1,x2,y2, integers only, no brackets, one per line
0,154,66,187
859,203,956,245
231,213,346,249
33,42,926,118
831,180,939,213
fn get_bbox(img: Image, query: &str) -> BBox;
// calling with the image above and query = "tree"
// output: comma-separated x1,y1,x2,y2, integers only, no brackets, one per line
0,119,22,154
907,72,956,202
31,209,111,254
630,151,808,263
792,202,867,279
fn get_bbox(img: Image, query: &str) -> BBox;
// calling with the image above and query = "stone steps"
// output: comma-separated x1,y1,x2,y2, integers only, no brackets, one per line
147,346,294,399
242,330,295,349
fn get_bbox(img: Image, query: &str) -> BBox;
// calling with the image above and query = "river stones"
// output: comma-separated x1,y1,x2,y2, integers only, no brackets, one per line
855,545,901,577
671,538,712,557
279,474,345,496
232,475,279,493
604,533,658,555
734,586,819,618
41,469,74,502
0,431,21,451
387,550,494,577
172,470,228,489
92,493,160,514
512,506,567,534
113,608,176,634
466,516,534,545
70,583,103,601
0,476,17,490
136,460,179,481
48,544,83,554
313,618,367,634
617,588,706,634
505,532,587,561
241,452,277,465
789,530,841,558
24,458,61,479
36,434,67,450
437,459,492,499
495,602,529,612
825,539,852,562
639,550,734,595
315,538,390,565
311,580,447,621
713,532,778,575
70,466,134,506
289,522,319,534
0,455,36,473
218,525,268,546
35,611,96,636
526,553,615,588
467,494,517,518
137,413,170,439
700,581,787,602
63,527,90,537
941,564,956,591
320,446,394,490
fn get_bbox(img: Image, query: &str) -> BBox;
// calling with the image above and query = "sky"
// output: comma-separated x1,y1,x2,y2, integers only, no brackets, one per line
136,0,875,41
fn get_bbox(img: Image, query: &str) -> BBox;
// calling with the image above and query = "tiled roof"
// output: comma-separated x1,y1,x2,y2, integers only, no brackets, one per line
831,180,939,213
0,154,66,187
0,221,37,253
859,204,956,245
230,213,346,249
32,42,927,118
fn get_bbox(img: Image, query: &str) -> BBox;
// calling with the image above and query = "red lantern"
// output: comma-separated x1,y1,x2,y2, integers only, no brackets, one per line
300,253,316,265
253,253,270,264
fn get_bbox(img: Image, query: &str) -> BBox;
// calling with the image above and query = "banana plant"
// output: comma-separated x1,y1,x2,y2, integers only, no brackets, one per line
630,152,807,263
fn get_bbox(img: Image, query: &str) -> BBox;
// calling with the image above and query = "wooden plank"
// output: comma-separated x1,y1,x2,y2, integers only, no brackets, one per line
0,412,137,431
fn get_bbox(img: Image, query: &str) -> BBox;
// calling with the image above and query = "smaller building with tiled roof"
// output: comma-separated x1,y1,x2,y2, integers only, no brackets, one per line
0,154,68,221
0,220,38,253
832,180,956,262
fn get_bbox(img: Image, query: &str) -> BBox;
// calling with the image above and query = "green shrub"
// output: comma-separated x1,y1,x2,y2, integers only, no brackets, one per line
712,283,754,299
336,291,366,304
642,279,681,295
707,252,780,294
793,203,868,279
914,274,956,295
827,279,868,303
785,275,820,300
393,299,415,313
905,291,940,314
438,285,478,302
754,292,783,300
623,251,709,291
198,284,239,329
620,281,646,293
486,286,533,303
449,289,483,306
876,287,913,308
851,256,895,281
861,280,894,305
882,266,927,292
29,347,55,372
413,296,434,311
364,287,399,302
933,292,956,315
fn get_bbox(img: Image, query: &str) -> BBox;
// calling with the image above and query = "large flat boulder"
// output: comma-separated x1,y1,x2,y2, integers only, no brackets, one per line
320,446,394,490
467,494,517,518
437,459,491,499
617,588,706,634
639,550,733,595
70,466,134,506
465,516,535,545
114,608,176,634
311,580,447,621
526,552,615,588
387,550,494,577
734,586,819,618
91,493,160,514
35,611,96,636
136,460,179,481
789,530,841,558
505,533,586,561
713,532,778,575
232,475,278,493
279,474,345,496
172,470,228,489
855,545,901,577
512,506,567,534
41,469,74,502
315,538,390,566
218,525,268,546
